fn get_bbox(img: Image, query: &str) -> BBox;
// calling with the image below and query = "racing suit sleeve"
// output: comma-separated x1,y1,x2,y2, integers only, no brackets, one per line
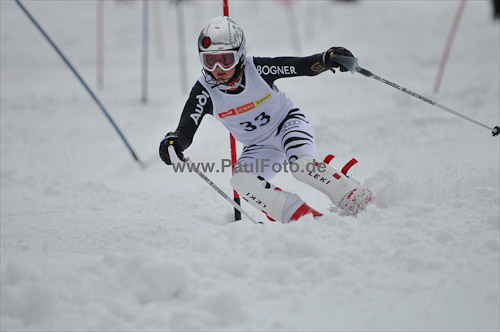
252,53,329,87
174,81,213,151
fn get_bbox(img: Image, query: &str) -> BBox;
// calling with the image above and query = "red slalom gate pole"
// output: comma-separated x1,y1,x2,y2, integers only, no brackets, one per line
223,0,242,221
433,0,467,93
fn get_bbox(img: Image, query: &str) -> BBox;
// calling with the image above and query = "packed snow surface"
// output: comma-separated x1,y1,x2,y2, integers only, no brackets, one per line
1,0,499,331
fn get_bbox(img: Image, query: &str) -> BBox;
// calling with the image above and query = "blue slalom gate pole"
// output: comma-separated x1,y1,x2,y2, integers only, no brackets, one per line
15,0,143,165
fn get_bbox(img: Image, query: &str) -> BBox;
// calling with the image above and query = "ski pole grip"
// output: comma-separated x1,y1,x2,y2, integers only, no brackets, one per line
329,54,359,74
492,126,500,137
167,145,186,164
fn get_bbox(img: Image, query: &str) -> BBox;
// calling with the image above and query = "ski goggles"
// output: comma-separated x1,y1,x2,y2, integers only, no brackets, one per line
200,51,238,71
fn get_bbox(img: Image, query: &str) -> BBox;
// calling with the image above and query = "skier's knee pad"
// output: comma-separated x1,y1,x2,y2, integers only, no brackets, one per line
291,156,358,206
230,172,303,223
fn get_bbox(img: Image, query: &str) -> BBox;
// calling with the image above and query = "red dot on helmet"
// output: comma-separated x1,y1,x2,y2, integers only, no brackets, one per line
202,37,211,49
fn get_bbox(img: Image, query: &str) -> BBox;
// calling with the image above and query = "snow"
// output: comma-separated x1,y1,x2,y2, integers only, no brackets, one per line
1,0,499,330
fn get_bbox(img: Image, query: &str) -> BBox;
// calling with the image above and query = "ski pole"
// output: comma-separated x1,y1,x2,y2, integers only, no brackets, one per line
167,146,260,224
330,54,500,137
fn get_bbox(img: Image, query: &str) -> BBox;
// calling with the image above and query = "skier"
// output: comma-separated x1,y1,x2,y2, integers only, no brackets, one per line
159,16,372,223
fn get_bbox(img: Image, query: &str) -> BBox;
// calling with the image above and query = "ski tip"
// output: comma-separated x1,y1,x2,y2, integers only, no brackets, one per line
290,203,323,222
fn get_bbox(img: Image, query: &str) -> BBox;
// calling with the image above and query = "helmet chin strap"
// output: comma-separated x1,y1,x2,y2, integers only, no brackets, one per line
215,72,244,91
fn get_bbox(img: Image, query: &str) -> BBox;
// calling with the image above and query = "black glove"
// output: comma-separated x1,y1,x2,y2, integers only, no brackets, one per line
322,47,354,73
159,132,184,165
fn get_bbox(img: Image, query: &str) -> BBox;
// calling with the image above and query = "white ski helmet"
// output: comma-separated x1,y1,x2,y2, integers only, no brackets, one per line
198,16,247,85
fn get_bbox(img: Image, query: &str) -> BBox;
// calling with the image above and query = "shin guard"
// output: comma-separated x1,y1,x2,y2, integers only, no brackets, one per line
291,156,358,205
291,156,372,214
230,172,321,223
